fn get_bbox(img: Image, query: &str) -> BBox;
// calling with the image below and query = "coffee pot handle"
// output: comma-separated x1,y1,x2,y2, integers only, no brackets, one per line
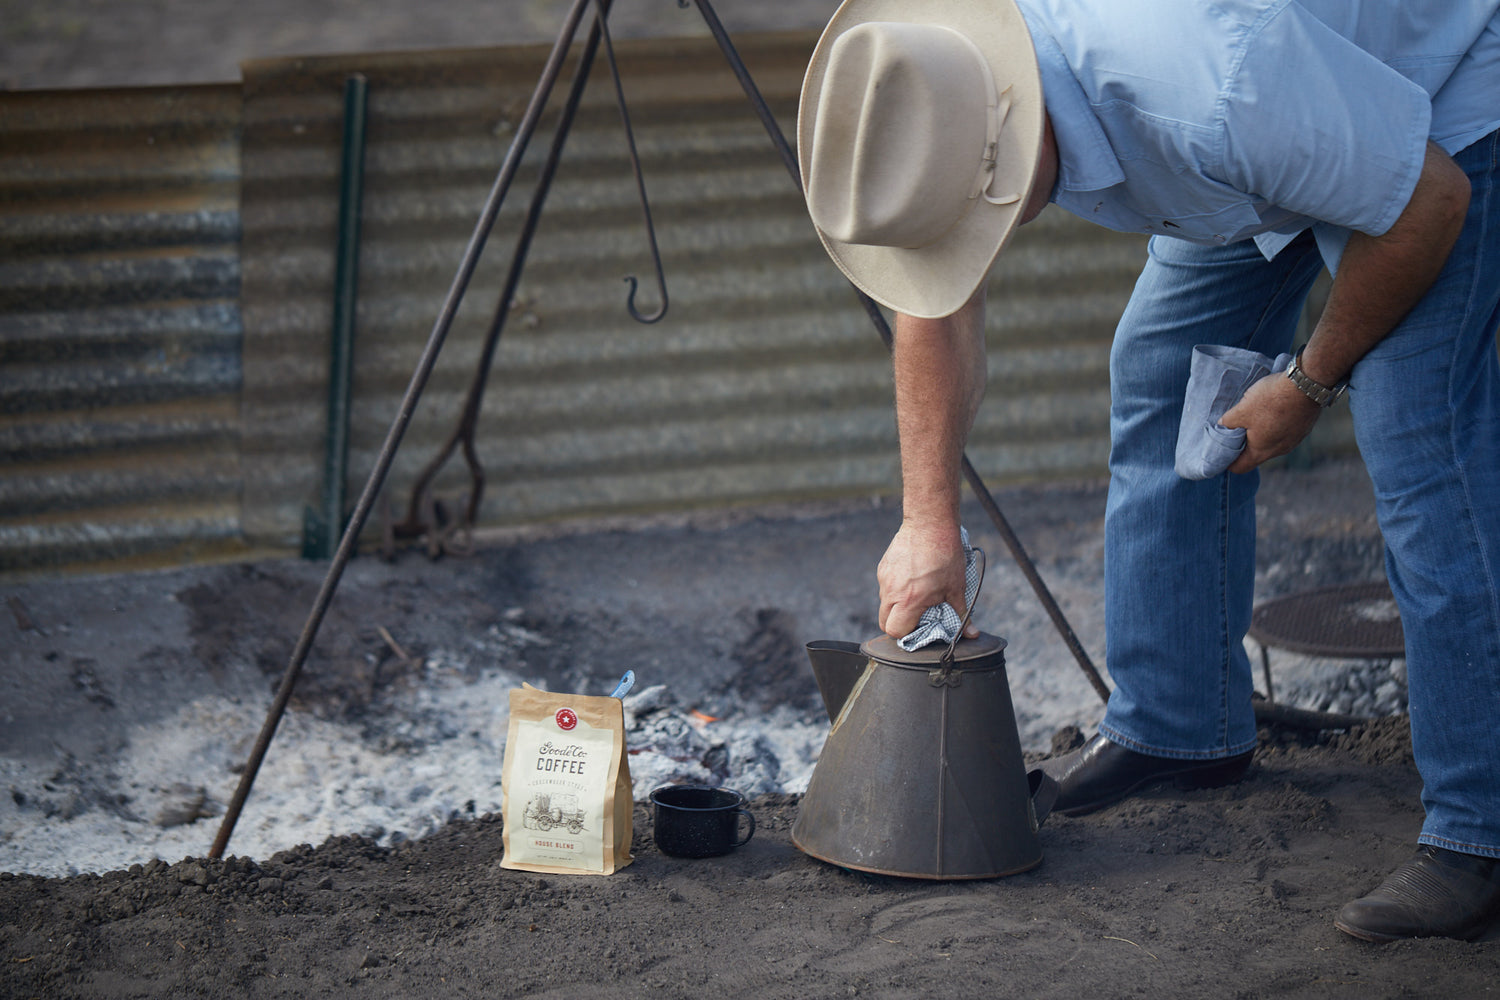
931,548,987,688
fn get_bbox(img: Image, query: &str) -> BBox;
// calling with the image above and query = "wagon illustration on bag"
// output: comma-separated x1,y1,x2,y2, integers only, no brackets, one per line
522,792,587,834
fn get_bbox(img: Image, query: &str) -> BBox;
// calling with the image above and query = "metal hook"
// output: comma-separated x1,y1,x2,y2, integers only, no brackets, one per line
622,273,665,324
595,0,669,323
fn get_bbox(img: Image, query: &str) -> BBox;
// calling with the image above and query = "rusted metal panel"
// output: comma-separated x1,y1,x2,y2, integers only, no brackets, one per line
236,34,1155,553
0,85,247,575
2,32,1354,577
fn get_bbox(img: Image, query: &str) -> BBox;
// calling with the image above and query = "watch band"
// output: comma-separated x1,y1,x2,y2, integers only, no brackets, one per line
1284,347,1347,407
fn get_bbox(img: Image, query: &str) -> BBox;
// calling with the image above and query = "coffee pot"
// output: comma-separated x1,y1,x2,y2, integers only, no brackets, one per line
792,626,1057,879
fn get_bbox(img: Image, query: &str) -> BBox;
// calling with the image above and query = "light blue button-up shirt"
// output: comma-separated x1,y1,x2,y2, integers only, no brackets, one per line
1014,0,1500,262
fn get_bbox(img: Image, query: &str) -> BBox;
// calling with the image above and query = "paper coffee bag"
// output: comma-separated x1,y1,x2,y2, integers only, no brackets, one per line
500,684,633,875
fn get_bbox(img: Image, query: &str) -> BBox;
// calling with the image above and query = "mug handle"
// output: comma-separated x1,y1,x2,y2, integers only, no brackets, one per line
733,807,755,847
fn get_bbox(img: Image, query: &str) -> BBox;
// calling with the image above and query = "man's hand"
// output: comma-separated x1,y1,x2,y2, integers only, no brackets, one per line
877,521,977,640
1219,369,1322,473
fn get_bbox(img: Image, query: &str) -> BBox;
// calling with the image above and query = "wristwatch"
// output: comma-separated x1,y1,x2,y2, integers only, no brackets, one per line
1284,347,1348,407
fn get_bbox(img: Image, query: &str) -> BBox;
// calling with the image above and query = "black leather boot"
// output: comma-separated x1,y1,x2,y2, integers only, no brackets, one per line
1335,845,1500,942
1040,733,1253,817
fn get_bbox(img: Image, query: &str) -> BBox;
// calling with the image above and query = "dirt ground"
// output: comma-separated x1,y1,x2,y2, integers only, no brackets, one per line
3,722,1496,999
4,4,1500,998
3,461,1499,998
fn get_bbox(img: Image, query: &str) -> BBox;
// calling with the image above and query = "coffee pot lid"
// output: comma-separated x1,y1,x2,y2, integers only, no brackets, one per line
859,631,1007,669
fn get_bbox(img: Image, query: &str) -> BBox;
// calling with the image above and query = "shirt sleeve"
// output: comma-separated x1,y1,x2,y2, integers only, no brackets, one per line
1217,1,1433,238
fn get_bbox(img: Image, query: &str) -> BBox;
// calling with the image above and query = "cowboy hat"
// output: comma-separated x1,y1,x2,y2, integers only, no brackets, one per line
799,0,1044,319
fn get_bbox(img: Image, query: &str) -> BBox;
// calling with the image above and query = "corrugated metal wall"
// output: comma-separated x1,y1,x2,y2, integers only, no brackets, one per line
236,32,1151,556
0,30,1356,577
0,85,246,574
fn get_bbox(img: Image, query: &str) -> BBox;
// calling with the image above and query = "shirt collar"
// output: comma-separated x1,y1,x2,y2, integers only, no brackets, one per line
1020,7,1125,196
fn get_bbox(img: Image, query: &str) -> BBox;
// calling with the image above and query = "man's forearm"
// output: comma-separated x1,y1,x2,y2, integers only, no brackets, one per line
875,289,989,638
892,288,989,537
1300,142,1470,387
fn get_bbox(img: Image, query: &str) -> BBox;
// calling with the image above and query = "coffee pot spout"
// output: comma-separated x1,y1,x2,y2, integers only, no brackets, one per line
805,639,867,722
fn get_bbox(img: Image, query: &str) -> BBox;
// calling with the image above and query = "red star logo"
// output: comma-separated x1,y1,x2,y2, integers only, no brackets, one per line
555,708,578,731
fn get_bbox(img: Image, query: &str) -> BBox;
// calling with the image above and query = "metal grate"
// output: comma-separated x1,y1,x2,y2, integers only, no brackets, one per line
1248,581,1405,659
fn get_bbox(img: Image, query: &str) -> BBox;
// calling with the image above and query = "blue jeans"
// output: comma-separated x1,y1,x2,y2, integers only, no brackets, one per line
1103,129,1500,857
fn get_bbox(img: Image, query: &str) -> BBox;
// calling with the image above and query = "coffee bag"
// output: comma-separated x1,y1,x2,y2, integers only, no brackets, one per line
500,684,633,875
